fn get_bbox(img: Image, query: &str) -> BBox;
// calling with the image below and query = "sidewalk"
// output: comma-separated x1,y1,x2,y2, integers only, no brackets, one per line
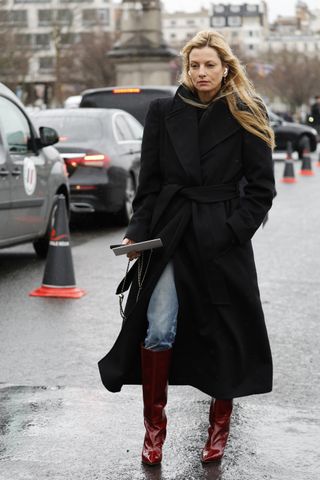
1,384,318,480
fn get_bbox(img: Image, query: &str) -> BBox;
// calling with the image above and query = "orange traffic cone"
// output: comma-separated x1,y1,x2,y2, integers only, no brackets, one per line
299,138,314,176
281,141,297,183
30,195,86,299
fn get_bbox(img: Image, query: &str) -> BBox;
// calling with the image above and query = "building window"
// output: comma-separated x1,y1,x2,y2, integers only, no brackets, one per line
211,16,226,27
227,16,241,27
14,0,50,3
186,19,195,25
170,33,176,39
230,5,241,13
97,9,109,24
38,9,73,25
246,5,258,13
214,5,225,13
15,33,32,47
0,10,8,22
35,33,50,48
61,0,93,3
248,30,253,37
0,9,27,25
38,9,53,25
60,33,75,45
12,10,27,24
39,57,54,70
82,9,109,25
57,9,73,24
249,44,254,50
170,20,176,25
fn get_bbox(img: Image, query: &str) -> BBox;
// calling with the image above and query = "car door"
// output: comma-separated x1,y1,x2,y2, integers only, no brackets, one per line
0,95,48,238
0,125,11,240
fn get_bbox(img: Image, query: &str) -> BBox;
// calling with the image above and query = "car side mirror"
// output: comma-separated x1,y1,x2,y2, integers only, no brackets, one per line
39,126,59,147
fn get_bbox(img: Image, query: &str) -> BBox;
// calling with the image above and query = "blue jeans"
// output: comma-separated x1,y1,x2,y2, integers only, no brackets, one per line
144,262,178,351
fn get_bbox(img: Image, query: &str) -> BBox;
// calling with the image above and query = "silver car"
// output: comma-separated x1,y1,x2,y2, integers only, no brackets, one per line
0,83,69,257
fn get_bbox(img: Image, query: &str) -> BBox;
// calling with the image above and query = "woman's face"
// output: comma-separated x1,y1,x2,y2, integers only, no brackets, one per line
188,46,225,102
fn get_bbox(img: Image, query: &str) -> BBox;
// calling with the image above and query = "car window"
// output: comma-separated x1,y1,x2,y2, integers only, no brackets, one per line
32,115,103,143
268,110,282,123
114,114,134,142
81,88,175,124
125,114,143,141
0,96,31,154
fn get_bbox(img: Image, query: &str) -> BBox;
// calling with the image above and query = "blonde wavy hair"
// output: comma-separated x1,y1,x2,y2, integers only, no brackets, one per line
180,30,275,149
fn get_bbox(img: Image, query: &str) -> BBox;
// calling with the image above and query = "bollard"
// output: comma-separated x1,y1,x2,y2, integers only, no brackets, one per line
281,141,297,183
299,137,314,176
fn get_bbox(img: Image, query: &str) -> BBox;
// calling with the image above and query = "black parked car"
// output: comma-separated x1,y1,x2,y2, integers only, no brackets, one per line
31,108,143,225
80,86,318,158
268,110,317,158
0,83,69,257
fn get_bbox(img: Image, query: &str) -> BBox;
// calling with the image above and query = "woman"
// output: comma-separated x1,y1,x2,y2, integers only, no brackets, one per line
98,30,275,465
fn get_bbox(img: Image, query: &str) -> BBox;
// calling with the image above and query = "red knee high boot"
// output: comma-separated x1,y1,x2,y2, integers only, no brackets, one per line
201,399,233,463
141,346,172,466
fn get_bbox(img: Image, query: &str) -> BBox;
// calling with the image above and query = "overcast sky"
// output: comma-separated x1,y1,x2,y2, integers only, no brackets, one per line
162,0,319,21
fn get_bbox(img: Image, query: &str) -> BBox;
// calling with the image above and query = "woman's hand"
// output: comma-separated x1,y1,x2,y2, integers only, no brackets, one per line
122,238,140,261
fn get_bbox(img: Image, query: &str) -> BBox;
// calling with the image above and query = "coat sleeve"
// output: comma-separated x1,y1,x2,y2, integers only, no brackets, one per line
226,129,275,245
125,99,162,242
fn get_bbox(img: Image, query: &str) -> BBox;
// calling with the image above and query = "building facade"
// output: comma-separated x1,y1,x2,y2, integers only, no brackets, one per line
263,1,320,57
209,2,269,56
162,3,269,57
162,8,210,49
0,0,116,103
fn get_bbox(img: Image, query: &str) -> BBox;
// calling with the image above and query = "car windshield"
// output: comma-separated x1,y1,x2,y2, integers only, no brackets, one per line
33,116,103,143
81,89,174,125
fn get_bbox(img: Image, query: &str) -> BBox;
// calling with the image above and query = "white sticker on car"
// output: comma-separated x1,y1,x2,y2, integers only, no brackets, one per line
23,157,37,195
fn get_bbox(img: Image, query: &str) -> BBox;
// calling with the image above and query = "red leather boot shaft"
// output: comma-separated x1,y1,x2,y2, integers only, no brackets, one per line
201,399,233,463
141,346,172,466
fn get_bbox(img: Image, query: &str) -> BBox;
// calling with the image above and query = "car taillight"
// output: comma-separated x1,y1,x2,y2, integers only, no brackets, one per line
112,88,141,94
82,154,110,167
65,154,110,168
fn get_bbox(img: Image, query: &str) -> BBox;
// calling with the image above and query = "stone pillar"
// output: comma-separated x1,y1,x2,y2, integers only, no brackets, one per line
110,0,177,86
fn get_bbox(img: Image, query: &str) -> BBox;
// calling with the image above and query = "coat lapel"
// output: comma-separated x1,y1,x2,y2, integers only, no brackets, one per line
198,99,241,157
165,99,202,185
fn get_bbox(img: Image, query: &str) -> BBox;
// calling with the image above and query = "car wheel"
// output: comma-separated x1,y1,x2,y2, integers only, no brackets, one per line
297,135,310,159
114,174,136,226
33,196,59,258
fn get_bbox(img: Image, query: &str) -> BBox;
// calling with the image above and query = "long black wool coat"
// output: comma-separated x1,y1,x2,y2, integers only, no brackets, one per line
98,86,275,399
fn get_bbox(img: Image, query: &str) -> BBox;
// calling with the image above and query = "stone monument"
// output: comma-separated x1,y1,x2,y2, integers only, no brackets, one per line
110,0,177,85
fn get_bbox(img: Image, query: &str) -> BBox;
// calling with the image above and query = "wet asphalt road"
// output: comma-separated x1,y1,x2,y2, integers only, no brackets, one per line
1,156,320,480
